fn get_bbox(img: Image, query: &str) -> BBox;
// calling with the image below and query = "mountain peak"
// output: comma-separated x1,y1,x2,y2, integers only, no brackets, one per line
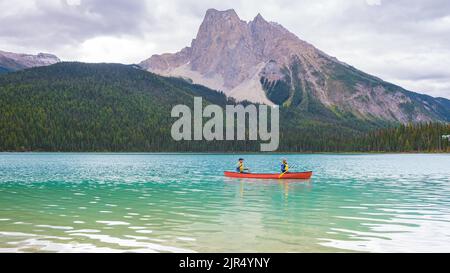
204,8,240,21
198,8,244,37
139,9,450,123
252,13,267,23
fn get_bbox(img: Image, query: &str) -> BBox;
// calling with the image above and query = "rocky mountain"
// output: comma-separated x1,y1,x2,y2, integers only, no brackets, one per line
140,8,450,123
0,50,60,73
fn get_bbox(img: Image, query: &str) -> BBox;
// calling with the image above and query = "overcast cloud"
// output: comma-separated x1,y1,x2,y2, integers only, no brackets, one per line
1,0,449,98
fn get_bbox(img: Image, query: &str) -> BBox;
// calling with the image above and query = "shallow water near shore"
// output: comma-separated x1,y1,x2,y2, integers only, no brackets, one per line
0,153,449,252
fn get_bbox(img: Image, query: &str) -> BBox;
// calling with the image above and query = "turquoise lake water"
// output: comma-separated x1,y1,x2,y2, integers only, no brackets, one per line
0,153,449,252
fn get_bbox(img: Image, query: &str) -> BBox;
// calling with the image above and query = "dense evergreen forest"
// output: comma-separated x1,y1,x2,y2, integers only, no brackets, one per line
354,122,450,152
0,62,448,152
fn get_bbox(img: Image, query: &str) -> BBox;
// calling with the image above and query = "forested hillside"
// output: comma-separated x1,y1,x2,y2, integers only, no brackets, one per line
0,62,448,152
0,62,229,151
355,123,450,152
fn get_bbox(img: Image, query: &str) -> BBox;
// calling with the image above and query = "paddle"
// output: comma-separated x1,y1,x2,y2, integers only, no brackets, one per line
278,164,296,178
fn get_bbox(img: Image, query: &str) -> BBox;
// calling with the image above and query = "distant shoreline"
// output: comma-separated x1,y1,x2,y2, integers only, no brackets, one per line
1,151,448,155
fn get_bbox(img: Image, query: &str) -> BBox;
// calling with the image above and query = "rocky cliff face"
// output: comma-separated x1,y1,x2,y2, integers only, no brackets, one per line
0,50,60,72
140,8,450,123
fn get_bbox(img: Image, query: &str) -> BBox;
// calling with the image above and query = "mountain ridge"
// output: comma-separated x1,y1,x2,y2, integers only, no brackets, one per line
0,50,60,73
139,8,450,123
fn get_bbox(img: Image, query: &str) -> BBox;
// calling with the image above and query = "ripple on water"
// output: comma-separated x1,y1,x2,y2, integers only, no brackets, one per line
135,230,153,234
320,211,450,252
66,229,101,233
177,237,196,242
35,225,73,230
68,233,192,253
96,221,129,226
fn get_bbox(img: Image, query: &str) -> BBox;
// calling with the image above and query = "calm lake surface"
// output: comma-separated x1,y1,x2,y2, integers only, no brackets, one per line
0,153,449,252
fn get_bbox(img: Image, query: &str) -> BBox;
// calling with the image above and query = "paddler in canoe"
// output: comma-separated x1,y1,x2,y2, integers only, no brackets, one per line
236,158,250,173
280,159,289,173
279,158,290,178
225,158,312,179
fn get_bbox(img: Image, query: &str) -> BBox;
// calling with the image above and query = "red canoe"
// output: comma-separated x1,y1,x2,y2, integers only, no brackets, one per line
224,171,312,179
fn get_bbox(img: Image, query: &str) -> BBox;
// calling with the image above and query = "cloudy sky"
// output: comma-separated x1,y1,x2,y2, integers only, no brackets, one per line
1,0,449,98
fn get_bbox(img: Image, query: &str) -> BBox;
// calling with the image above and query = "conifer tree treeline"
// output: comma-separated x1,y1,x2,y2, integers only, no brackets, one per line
0,63,448,152
354,122,450,152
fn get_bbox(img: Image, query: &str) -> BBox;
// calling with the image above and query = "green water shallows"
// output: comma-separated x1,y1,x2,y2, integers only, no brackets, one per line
0,153,449,253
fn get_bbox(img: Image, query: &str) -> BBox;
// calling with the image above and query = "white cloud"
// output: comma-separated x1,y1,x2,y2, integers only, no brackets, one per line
366,0,381,6
67,36,158,63
66,0,81,6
